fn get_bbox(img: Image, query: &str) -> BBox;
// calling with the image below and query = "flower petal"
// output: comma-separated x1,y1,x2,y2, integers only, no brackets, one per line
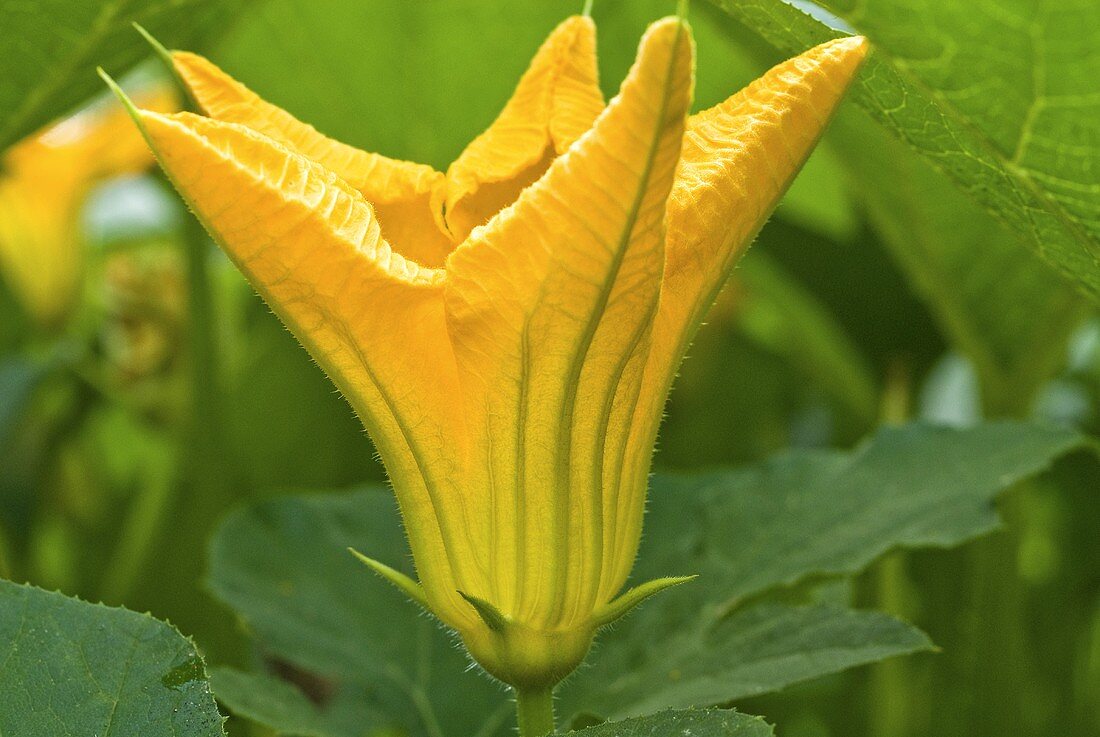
443,17,693,630
438,15,605,242
604,36,870,595
171,51,453,266
130,108,485,628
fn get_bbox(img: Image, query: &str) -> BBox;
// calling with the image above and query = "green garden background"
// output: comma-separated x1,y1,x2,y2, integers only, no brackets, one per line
0,1,1097,736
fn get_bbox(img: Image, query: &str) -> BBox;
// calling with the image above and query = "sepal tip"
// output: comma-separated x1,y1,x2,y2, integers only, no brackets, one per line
132,23,175,70
97,69,144,126
593,574,697,628
133,23,202,112
348,548,430,611
458,590,509,632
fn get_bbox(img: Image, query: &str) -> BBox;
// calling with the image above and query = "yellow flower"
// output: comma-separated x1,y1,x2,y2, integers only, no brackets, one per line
0,89,175,328
110,15,866,691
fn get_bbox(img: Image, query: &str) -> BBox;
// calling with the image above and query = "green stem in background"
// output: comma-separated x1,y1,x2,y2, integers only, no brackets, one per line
515,686,555,737
868,551,916,737
183,212,222,459
965,490,1031,737
0,523,13,580
177,201,234,560
98,465,175,603
961,370,1039,736
132,192,245,664
867,360,913,737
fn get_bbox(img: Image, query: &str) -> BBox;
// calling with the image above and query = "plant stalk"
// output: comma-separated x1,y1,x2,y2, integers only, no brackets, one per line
515,686,555,737
99,466,175,603
867,359,914,737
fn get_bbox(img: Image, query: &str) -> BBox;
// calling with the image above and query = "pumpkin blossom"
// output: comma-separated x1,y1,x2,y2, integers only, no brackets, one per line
0,89,175,328
107,14,867,692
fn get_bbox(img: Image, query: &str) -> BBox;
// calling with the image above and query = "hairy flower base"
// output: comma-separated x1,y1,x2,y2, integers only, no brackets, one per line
454,572,695,688
352,553,693,689
464,618,597,691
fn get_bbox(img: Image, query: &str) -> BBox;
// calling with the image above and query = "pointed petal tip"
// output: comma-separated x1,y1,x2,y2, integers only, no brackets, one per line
648,14,691,33
829,34,870,57
169,50,217,89
439,7,605,240
638,14,694,69
563,12,596,30
169,49,201,66
551,12,598,61
808,35,871,90
539,13,596,51
816,35,871,71
530,12,597,56
631,14,694,79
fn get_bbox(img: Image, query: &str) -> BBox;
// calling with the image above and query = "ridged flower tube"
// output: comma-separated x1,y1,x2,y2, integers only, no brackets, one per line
108,15,867,695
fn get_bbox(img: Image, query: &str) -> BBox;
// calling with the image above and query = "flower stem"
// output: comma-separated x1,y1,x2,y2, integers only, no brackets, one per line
515,686,555,737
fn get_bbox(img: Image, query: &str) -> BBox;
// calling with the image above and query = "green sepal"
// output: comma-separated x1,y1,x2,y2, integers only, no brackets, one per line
97,69,143,122
133,23,176,72
98,68,165,167
348,547,429,611
458,590,509,632
132,23,201,112
593,575,697,628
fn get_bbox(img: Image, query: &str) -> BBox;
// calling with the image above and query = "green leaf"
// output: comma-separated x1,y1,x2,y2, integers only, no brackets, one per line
206,424,1081,733
558,422,1083,719
209,668,390,737
563,604,930,720
207,491,511,737
830,110,1086,414
707,0,1100,299
640,422,1082,604
557,709,774,737
0,0,247,150
0,580,225,736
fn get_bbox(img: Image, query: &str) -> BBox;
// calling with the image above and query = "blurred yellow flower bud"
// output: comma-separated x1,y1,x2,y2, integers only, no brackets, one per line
0,88,175,328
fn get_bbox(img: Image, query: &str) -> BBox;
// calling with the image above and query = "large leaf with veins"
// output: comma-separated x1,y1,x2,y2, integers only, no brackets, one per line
708,0,1100,299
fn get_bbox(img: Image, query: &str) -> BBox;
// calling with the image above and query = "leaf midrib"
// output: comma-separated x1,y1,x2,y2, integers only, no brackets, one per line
852,33,1100,267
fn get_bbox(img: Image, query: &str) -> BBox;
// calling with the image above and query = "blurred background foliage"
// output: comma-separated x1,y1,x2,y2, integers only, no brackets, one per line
0,0,1096,736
